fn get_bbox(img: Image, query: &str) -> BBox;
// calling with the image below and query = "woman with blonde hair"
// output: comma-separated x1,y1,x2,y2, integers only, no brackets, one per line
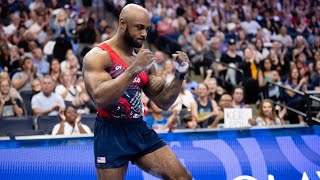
50,9,75,40
0,79,25,117
55,70,89,113
50,9,75,62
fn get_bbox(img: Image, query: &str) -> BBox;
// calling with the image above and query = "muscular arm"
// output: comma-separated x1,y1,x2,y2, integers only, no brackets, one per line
143,66,183,110
82,48,139,108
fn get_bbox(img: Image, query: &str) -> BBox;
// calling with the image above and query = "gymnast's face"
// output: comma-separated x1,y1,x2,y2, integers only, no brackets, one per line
122,16,151,48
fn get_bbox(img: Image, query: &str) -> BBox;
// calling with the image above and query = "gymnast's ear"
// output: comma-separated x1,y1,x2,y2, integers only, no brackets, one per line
119,18,127,30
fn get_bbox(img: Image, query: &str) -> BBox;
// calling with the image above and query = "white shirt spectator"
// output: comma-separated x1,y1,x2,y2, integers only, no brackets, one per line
51,122,92,135
240,20,261,35
31,92,65,116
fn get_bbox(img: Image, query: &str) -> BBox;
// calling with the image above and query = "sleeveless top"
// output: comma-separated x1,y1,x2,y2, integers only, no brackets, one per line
96,43,148,120
195,98,215,128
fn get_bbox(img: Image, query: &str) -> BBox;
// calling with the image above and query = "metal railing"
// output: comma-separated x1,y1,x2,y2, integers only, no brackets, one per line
266,82,320,126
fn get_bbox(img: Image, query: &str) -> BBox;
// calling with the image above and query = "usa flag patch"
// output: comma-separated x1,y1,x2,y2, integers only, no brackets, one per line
97,157,106,163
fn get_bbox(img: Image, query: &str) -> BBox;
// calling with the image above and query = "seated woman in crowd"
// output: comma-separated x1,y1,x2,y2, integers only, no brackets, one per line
193,83,220,128
284,67,307,124
55,70,90,114
258,58,274,88
49,58,61,85
0,79,25,117
249,99,284,126
52,106,92,135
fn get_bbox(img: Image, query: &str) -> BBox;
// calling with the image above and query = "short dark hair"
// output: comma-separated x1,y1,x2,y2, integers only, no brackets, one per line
182,114,194,124
22,56,32,66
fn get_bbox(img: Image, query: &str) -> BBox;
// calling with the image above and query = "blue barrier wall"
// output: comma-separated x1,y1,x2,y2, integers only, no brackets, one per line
0,126,319,180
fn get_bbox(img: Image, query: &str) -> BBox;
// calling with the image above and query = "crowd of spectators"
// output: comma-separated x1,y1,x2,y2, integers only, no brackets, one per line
0,0,320,134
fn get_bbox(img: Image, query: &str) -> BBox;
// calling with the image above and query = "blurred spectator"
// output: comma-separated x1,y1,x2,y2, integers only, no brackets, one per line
145,100,177,132
266,70,282,102
204,37,222,75
232,86,247,108
0,43,11,72
11,56,43,92
31,78,41,95
29,0,45,11
153,50,166,73
248,99,284,126
9,45,22,70
49,58,61,84
239,47,259,81
171,80,196,113
204,69,224,102
190,31,209,75
32,47,49,75
10,0,30,20
31,75,65,116
3,13,20,37
240,13,261,36
269,48,289,79
272,26,293,47
0,71,22,100
50,9,74,62
310,59,320,90
55,70,89,113
52,105,92,135
236,30,249,53
24,9,50,44
292,36,312,61
283,68,307,124
182,114,200,129
77,18,99,62
184,75,198,96
160,59,175,84
208,93,234,128
50,9,75,41
218,38,242,86
60,54,80,77
258,58,274,88
254,38,269,61
0,79,24,117
193,83,219,128
312,37,320,53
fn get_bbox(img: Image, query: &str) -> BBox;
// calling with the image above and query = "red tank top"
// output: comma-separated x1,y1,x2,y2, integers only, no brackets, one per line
96,43,148,120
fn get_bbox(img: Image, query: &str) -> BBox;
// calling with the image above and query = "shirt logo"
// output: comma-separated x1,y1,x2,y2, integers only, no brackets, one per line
133,77,140,83
97,157,106,163
115,66,122,71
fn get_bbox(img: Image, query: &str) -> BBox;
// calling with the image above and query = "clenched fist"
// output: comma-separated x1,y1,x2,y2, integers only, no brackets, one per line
134,49,155,72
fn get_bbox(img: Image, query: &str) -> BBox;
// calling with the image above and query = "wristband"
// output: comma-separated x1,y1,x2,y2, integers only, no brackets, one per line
175,70,188,81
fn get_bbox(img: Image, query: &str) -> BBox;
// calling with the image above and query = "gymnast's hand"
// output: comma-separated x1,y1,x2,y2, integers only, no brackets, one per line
172,51,190,80
134,49,155,72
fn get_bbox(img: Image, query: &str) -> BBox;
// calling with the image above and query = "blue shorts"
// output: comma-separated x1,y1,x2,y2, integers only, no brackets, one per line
94,116,167,169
